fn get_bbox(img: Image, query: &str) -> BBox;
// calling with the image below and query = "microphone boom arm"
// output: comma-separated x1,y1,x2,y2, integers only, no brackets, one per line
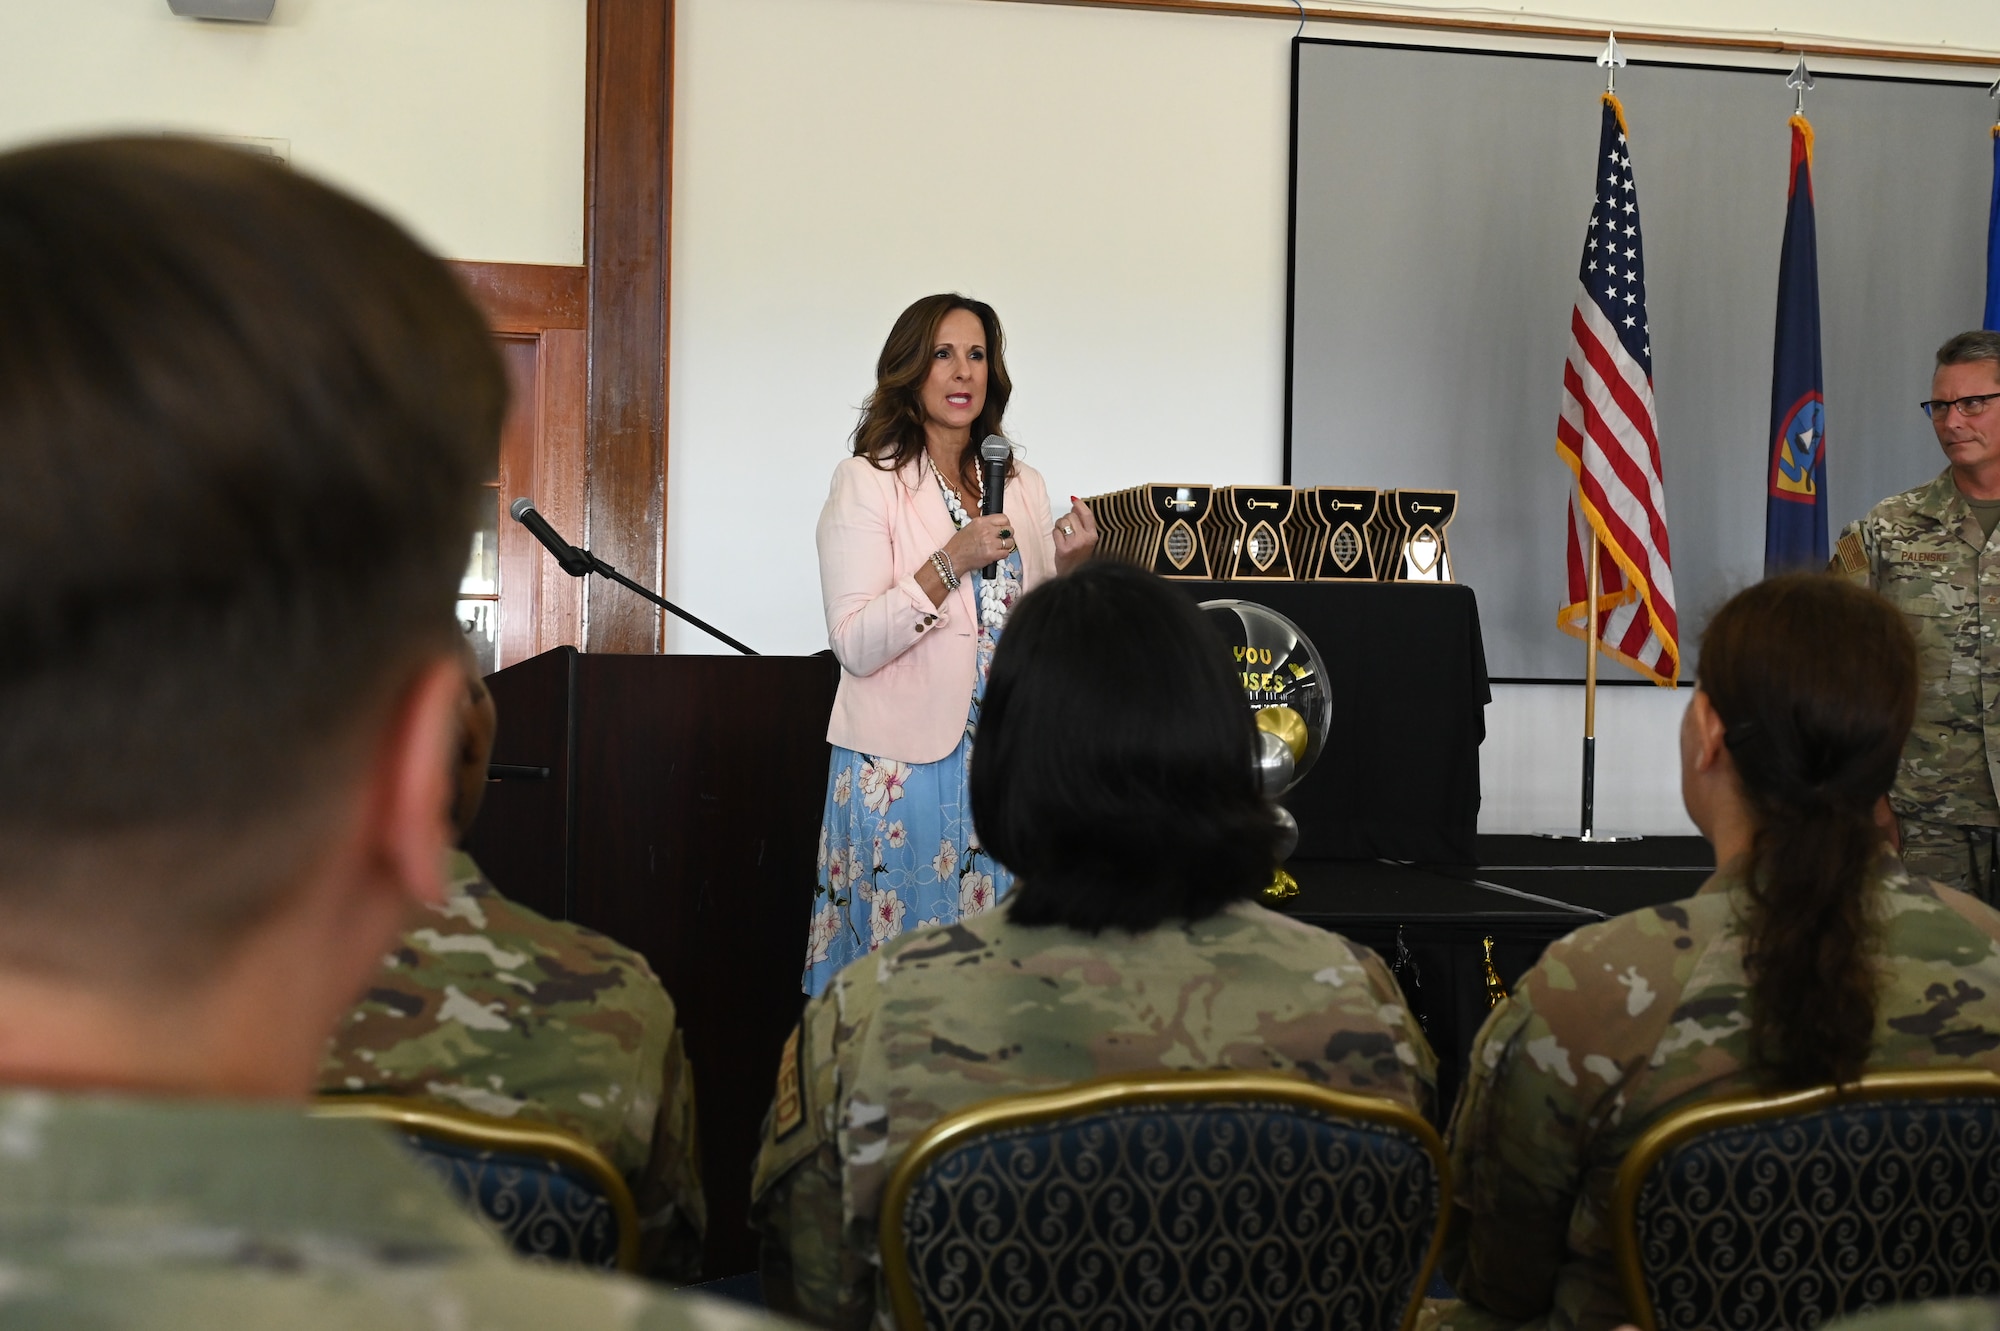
508,498,758,656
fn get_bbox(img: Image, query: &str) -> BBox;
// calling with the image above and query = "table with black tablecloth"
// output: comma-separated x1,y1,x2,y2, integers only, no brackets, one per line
1175,581,1489,864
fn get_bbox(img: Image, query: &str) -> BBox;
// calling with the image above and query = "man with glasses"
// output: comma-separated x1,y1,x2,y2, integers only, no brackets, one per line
1833,330,2000,900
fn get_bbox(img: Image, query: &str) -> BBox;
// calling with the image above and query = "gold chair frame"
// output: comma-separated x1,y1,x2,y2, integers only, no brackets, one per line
1610,1068,2000,1331
878,1070,1451,1331
312,1094,642,1272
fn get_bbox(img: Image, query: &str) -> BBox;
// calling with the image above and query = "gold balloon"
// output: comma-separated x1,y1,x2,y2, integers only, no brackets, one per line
1255,706,1309,764
1482,935,1508,1009
1261,868,1301,902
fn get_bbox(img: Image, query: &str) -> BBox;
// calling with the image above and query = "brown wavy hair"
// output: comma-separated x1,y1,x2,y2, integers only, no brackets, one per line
850,294,1013,492
1698,574,1916,1088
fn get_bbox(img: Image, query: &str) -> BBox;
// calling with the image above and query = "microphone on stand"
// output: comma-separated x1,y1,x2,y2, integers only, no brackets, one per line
979,434,1011,578
509,498,592,576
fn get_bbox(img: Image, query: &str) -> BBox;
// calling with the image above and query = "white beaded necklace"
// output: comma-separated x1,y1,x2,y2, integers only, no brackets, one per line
933,459,1012,630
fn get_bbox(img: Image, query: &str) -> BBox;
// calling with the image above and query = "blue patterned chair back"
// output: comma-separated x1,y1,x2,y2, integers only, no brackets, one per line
312,1096,640,1272
1613,1071,2000,1331
878,1072,1448,1331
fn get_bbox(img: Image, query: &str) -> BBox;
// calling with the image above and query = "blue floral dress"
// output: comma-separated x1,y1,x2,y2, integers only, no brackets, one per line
802,552,1022,996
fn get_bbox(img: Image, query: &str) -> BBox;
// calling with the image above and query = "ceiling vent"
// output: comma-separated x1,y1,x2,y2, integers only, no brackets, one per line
167,0,276,21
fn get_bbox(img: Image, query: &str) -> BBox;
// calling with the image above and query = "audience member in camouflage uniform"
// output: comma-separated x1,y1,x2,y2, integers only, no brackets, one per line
751,563,1435,1329
1441,576,2000,1331
1832,1300,2000,1331
1831,331,2000,900
0,1094,764,1331
0,139,786,1329
321,657,706,1281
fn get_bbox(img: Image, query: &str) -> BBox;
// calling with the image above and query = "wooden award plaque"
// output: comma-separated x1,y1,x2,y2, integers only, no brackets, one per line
1381,489,1458,583
1199,486,1298,581
1082,483,1215,580
1299,487,1382,581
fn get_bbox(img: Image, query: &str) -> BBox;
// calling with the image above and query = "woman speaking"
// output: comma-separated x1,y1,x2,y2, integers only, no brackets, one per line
804,294,1095,995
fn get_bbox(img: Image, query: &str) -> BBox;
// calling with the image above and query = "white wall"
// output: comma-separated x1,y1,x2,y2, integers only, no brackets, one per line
666,0,1996,837
0,0,584,265
666,0,1295,660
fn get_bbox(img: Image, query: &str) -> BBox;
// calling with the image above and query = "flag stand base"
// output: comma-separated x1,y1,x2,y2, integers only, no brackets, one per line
1536,727,1647,842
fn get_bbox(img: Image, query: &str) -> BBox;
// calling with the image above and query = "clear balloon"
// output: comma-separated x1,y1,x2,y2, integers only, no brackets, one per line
1201,599,1331,796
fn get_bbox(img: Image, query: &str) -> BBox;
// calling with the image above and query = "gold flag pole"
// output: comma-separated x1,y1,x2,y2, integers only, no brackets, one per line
1574,31,1620,846
1581,530,1600,839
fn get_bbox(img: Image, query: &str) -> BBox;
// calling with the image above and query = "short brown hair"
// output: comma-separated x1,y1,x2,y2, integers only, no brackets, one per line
850,293,1013,492
0,138,503,970
1936,330,2000,370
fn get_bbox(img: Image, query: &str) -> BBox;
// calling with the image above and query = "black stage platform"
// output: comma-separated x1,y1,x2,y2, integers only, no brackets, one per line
1276,834,1715,1117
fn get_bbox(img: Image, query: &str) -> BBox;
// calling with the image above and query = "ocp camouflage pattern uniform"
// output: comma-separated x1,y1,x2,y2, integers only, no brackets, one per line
1831,1300,2000,1331
319,849,705,1281
749,900,1437,1331
0,1091,782,1331
1439,856,2000,1331
1832,470,2000,899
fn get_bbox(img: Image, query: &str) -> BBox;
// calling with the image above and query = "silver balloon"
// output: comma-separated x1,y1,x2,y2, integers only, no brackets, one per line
1254,729,1295,796
1272,804,1300,863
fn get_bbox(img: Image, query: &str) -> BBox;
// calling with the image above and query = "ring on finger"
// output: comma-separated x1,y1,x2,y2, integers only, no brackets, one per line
1060,524,1074,536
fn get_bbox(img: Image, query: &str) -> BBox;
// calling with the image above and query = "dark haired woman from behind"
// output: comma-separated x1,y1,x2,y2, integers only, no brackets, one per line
804,294,1098,996
751,562,1435,1330
1440,574,2000,1331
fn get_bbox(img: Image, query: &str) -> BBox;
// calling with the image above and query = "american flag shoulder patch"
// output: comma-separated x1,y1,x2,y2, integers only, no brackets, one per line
1835,529,1867,575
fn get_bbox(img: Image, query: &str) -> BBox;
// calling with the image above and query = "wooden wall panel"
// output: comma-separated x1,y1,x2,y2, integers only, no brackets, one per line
536,328,589,655
453,260,587,333
583,0,675,655
494,335,544,670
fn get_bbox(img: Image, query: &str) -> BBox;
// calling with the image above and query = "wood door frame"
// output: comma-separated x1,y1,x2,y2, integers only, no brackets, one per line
584,0,676,655
448,261,590,669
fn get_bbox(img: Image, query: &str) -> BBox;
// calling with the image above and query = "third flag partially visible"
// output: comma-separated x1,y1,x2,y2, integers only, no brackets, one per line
1986,118,1998,332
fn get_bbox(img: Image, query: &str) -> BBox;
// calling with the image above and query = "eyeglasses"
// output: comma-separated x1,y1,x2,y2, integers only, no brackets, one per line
1921,393,2000,421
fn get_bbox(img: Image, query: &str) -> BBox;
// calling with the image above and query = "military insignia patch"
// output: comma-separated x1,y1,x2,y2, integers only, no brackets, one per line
773,1023,803,1139
1836,530,1867,575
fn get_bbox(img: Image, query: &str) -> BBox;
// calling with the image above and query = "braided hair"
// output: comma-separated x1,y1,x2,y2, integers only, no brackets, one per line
1698,574,1916,1087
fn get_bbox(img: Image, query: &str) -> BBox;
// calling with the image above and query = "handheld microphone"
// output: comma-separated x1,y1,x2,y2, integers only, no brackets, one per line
509,497,592,577
979,434,1011,577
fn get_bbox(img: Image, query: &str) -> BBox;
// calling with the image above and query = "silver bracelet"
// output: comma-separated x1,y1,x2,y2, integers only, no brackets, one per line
930,549,959,591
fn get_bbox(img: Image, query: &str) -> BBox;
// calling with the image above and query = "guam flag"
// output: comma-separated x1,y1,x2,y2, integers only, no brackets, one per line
1765,114,1827,573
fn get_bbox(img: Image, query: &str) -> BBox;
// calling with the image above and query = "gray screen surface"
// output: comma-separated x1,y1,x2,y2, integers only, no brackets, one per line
1287,40,1995,680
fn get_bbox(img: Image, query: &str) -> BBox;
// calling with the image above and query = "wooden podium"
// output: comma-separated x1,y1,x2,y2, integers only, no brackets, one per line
464,646,838,1277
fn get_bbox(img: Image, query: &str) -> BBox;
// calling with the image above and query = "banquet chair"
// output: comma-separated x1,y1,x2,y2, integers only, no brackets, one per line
878,1070,1448,1331
312,1095,640,1272
1612,1069,2000,1331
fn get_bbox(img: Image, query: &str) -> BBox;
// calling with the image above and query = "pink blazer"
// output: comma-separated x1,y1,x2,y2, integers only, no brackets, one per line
817,453,1056,764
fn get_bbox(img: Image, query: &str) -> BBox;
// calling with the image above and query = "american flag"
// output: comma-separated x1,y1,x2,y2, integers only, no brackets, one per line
1555,94,1679,687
